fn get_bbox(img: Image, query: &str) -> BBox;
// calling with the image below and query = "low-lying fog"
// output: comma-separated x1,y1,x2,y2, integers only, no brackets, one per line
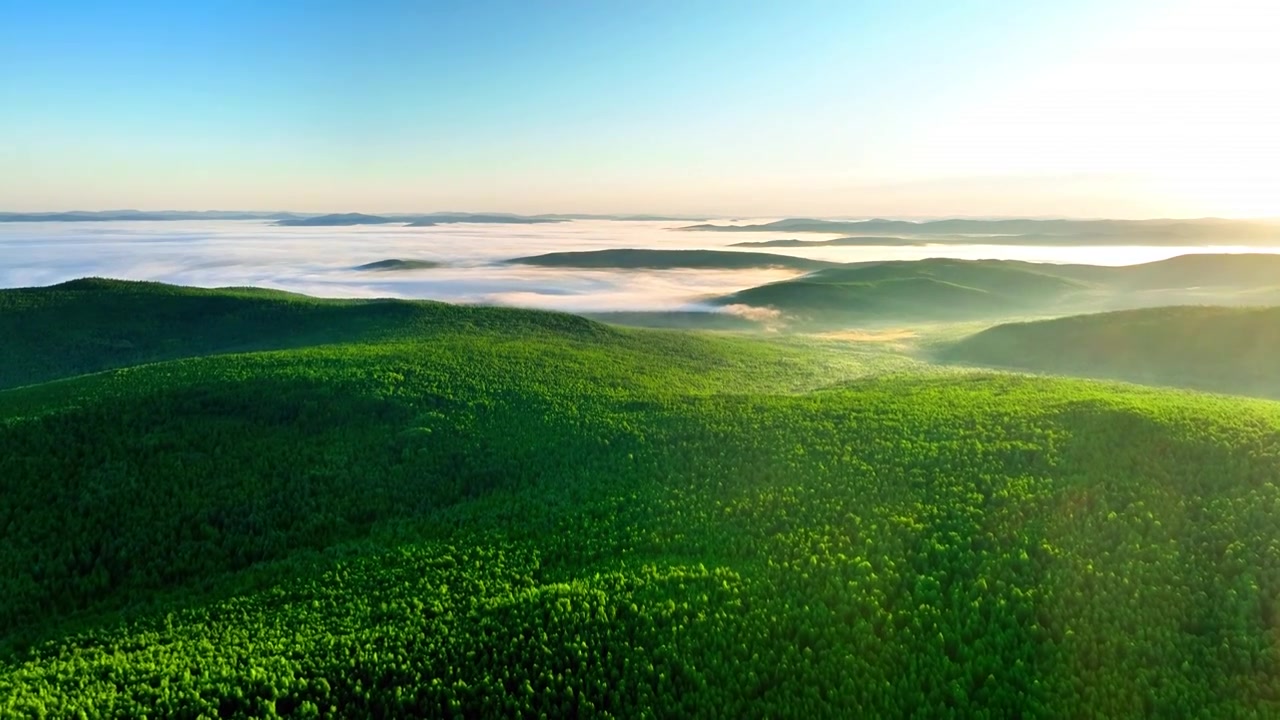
4,219,1278,313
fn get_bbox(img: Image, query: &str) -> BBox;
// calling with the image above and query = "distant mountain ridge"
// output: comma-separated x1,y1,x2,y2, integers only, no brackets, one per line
0,210,303,222
9,212,1279,240
277,213,402,226
681,217,1280,245
533,213,710,221
504,248,836,271
0,210,564,226
277,212,562,227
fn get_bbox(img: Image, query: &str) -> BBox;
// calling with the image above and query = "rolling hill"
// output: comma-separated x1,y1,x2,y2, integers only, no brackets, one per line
939,305,1280,398
5,281,1280,716
1074,253,1280,290
680,217,1280,244
713,258,1093,325
0,211,303,222
276,213,403,226
582,310,766,331
0,278,605,390
715,254,1280,326
353,259,442,271
505,248,836,271
0,210,563,226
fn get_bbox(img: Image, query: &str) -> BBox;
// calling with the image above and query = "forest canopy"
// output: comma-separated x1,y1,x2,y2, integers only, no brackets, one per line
3,280,1280,718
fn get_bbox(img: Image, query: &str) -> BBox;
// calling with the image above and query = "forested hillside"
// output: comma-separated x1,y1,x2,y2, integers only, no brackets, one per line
712,254,1280,327
712,259,1093,325
0,278,615,389
940,305,1280,398
4,281,1280,718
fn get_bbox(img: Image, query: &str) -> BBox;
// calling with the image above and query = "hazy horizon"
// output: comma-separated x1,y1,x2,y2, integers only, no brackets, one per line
6,209,1280,222
4,219,1277,312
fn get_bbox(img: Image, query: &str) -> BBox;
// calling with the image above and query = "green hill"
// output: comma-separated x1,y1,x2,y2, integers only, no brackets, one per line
715,254,1280,327
277,213,402,226
939,305,1280,398
1088,253,1280,290
808,258,1089,296
354,259,442,271
6,281,1280,717
722,276,1009,320
715,259,1091,325
0,278,605,390
506,248,835,271
583,310,765,330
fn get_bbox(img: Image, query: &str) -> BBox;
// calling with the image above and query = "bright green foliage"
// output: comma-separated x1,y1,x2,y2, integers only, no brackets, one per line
506,248,836,271
582,310,765,331
4,281,1280,718
0,278,616,390
941,305,1280,398
714,259,1084,323
712,254,1280,327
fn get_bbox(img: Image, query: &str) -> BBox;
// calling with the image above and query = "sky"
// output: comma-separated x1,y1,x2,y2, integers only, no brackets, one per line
2,0,1277,218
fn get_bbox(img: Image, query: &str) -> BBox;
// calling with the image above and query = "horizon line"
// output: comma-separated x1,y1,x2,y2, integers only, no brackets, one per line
3,209,1279,223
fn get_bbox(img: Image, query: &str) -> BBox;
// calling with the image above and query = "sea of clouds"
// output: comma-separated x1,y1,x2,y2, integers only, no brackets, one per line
1,219,1272,313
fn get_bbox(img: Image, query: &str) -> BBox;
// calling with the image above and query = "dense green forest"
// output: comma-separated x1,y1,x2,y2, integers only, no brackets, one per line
5,280,1280,717
941,305,1280,399
712,254,1280,327
0,278,622,390
581,310,765,331
712,259,1092,324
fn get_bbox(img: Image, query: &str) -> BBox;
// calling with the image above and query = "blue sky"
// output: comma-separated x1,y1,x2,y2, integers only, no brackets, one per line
3,0,1277,216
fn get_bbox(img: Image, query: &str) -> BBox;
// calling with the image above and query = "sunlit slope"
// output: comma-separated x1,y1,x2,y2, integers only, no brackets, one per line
940,305,1280,398
717,254,1280,326
0,278,617,389
1042,253,1280,291
583,310,765,331
714,259,1091,324
0,296,871,634
4,287,1280,716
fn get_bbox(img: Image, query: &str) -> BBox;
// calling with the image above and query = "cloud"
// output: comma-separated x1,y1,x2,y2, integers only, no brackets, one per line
720,304,784,323
0,219,804,312
2,218,1271,313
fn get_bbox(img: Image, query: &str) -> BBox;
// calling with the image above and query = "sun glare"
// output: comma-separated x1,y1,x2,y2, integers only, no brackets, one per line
901,0,1280,217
